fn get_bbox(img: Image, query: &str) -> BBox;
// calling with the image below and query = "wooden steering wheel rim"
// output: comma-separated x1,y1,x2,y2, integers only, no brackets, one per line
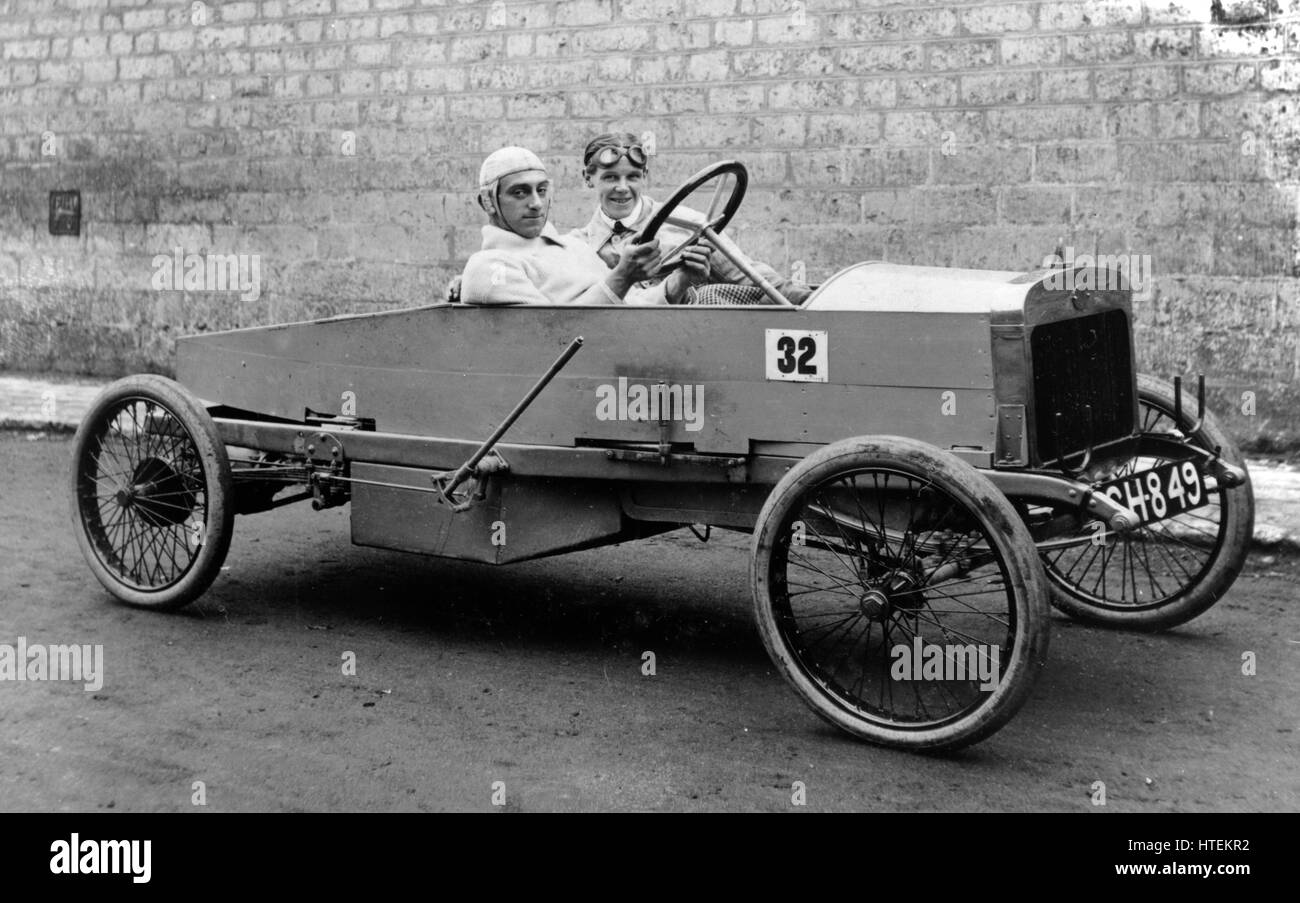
637,160,749,275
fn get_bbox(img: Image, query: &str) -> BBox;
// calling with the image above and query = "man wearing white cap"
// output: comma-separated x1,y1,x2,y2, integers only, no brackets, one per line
460,146,697,305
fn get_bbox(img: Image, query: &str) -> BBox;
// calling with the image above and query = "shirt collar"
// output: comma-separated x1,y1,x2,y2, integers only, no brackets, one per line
596,197,644,233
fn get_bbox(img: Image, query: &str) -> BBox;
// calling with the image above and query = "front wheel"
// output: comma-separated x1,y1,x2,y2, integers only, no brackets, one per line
1040,374,1254,631
751,437,1051,751
69,374,234,609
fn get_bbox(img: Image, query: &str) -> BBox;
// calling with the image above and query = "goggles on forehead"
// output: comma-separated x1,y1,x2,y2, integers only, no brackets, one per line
590,144,648,169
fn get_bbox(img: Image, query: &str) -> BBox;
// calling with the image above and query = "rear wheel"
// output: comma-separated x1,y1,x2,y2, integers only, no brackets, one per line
751,437,1051,751
69,375,234,609
1039,374,1253,630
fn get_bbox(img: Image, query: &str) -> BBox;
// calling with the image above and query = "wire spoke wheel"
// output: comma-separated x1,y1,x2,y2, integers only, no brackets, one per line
752,437,1050,751
70,375,234,609
1039,374,1253,631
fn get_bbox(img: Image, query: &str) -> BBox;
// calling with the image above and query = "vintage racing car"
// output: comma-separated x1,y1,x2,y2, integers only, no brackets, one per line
68,162,1254,751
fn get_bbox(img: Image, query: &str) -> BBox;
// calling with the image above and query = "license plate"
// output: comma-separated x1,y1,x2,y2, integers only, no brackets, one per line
1098,460,1208,526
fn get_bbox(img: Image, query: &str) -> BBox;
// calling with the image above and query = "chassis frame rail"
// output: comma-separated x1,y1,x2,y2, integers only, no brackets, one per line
215,417,1142,531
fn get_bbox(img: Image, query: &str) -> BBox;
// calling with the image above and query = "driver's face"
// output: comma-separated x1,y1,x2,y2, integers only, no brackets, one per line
495,170,550,239
591,158,646,222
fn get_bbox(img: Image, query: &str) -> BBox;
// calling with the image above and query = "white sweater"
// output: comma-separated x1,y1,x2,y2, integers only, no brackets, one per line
461,222,667,306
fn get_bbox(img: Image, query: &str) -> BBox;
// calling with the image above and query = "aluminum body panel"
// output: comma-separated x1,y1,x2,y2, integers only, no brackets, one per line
181,304,997,456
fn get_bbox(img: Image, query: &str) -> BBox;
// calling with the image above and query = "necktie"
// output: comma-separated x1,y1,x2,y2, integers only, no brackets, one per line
600,221,631,267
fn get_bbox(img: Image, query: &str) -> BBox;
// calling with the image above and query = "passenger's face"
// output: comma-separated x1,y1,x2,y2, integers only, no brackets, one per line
495,170,550,239
591,158,646,222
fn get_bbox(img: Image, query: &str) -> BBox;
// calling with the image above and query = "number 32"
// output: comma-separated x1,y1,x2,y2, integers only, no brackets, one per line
776,335,818,376
765,329,828,383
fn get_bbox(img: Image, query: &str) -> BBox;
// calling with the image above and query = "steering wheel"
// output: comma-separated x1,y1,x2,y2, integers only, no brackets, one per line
638,160,748,276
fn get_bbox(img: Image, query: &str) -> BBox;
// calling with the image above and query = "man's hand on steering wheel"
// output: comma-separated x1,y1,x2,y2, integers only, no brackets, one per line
665,245,711,304
604,237,663,299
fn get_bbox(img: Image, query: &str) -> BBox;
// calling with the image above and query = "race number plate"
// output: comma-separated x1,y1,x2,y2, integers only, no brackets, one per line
1098,460,1207,526
765,329,828,382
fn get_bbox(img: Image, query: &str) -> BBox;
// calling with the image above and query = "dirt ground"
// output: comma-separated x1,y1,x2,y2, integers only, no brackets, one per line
2,432,1297,812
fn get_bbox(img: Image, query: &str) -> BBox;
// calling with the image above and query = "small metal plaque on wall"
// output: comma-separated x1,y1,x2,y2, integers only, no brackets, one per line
49,190,81,236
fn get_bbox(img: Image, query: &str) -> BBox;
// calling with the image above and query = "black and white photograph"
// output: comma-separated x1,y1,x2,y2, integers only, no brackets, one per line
0,0,1297,847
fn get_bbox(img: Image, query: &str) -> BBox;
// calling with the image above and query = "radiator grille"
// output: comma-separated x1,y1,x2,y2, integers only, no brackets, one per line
1030,309,1134,462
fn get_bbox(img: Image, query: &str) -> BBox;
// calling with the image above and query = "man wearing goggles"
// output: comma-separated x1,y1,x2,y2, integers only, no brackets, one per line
461,146,683,306
590,143,650,169
569,132,814,305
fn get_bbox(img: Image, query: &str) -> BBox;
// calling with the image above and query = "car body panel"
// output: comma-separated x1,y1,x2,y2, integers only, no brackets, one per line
178,304,998,457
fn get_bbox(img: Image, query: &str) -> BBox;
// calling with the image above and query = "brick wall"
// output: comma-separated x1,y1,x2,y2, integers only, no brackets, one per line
0,0,1297,446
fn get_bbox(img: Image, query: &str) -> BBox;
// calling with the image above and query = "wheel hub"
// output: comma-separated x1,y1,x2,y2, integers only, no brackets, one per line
858,570,928,621
126,457,196,528
858,588,889,619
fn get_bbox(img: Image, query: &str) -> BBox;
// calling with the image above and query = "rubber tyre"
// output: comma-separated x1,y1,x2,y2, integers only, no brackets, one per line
1043,374,1254,631
69,374,234,610
751,436,1051,752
